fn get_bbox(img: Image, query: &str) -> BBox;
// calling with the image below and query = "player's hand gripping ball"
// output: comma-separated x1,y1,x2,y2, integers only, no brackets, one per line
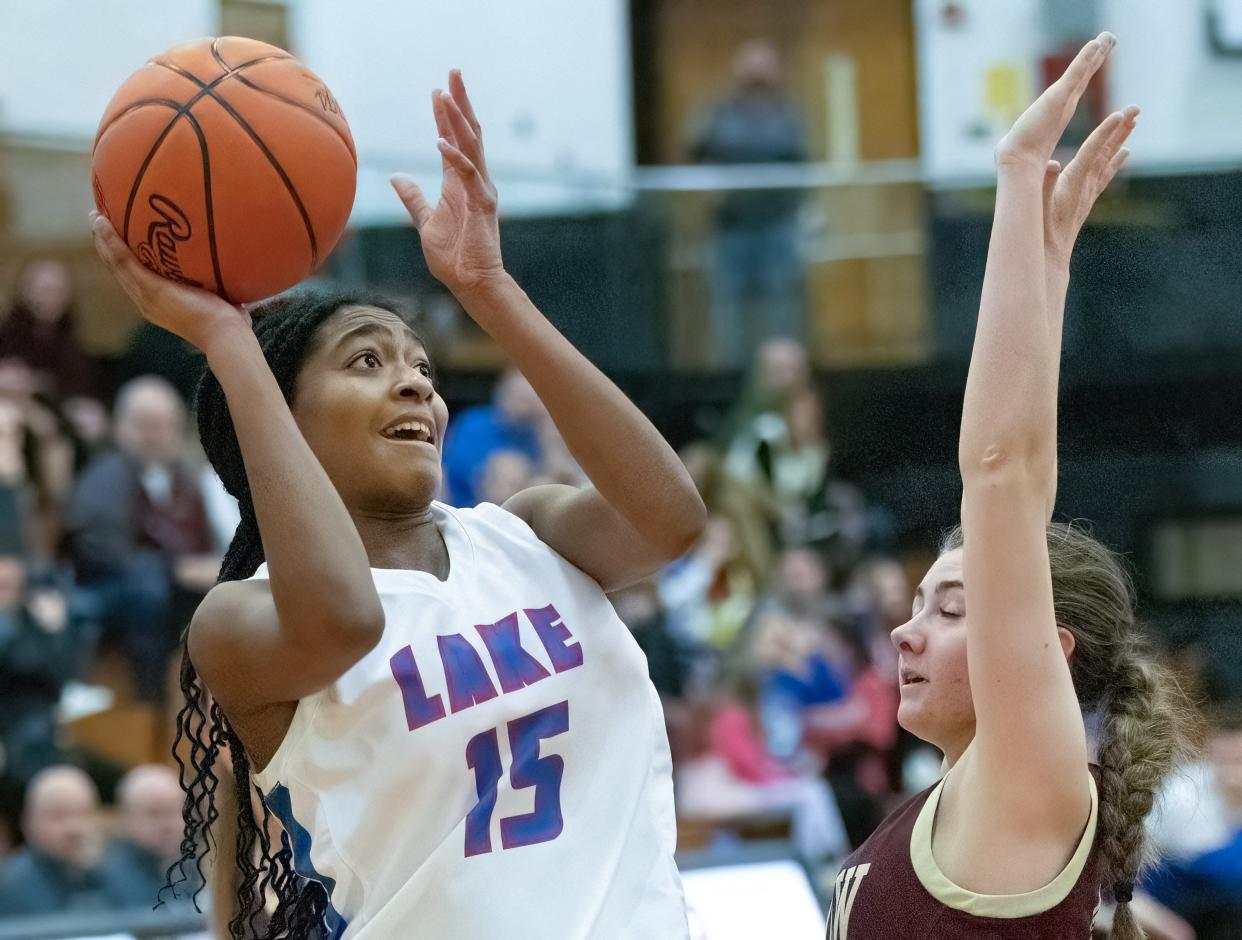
91,36,357,304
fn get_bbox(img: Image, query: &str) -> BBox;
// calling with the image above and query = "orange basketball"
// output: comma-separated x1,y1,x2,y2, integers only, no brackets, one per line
91,36,357,304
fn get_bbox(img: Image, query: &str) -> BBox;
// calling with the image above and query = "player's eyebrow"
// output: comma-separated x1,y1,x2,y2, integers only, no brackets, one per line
332,322,422,353
913,579,964,602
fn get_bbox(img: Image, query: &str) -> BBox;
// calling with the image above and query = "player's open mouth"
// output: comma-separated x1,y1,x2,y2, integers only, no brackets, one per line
900,668,926,687
380,418,436,446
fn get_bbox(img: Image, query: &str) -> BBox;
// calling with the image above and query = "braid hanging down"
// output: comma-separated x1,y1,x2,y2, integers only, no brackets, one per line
157,287,415,939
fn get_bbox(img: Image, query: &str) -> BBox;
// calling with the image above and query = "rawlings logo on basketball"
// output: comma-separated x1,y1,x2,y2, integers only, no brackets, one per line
313,84,341,114
137,195,202,288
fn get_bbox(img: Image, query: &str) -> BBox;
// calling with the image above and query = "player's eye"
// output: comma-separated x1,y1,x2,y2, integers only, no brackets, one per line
353,352,382,368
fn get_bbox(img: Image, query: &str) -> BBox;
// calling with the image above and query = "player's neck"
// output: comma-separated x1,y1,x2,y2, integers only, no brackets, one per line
938,731,975,772
352,505,450,578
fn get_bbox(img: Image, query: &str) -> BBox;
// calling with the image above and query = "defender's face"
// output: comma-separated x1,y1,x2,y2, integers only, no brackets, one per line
889,548,976,751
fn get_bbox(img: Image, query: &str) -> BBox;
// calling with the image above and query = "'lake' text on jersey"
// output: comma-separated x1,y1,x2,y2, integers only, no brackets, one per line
389,604,584,731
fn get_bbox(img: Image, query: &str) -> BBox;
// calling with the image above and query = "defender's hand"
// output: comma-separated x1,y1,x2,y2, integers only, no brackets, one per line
995,32,1116,175
1043,106,1136,267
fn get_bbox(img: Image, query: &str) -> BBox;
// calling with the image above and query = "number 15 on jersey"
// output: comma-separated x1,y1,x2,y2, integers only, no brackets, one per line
464,700,570,857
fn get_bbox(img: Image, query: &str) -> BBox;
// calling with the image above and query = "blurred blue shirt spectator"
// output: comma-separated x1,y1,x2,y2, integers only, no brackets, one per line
442,369,545,506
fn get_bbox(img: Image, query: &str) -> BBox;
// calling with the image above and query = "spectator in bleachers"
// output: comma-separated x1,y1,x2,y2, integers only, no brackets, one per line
720,336,810,456
801,614,900,849
0,361,76,557
1141,703,1242,938
60,394,112,477
0,765,149,916
844,558,905,686
659,514,761,652
117,320,206,408
770,545,838,621
676,619,850,867
750,608,850,722
64,376,223,701
728,387,831,541
113,764,189,907
611,579,689,700
729,381,868,566
475,448,538,506
0,553,89,838
0,257,101,403
681,440,777,582
689,40,807,365
442,368,564,506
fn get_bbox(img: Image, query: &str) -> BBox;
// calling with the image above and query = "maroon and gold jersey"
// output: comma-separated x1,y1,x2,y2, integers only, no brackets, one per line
824,767,1102,939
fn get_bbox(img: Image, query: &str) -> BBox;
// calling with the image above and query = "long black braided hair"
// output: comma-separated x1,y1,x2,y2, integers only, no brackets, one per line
158,286,421,939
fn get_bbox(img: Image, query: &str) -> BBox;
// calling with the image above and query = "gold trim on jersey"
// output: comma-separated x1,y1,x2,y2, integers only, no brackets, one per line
909,771,1099,918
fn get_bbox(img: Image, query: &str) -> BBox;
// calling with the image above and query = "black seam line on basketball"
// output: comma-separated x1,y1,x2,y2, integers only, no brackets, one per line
154,61,320,267
208,35,353,163
209,37,263,75
227,73,357,167
121,54,293,243
181,110,227,300
210,38,229,72
93,64,209,147
92,99,184,154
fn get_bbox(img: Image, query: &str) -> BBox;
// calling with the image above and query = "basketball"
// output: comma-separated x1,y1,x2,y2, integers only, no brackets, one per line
91,36,356,304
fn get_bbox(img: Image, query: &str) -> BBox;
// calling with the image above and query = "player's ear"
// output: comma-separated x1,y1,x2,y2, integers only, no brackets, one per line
1055,625,1076,661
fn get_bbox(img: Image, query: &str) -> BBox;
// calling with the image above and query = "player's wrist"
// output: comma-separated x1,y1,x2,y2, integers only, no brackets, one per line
200,318,260,364
454,270,523,318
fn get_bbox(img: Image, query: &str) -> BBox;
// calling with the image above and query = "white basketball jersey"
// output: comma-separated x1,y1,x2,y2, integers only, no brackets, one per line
249,500,688,940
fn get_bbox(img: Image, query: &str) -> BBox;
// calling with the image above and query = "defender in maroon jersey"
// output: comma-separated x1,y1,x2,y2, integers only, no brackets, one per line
823,34,1200,940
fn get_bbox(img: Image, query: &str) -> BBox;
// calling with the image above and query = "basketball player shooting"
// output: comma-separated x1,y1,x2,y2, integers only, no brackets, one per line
822,34,1199,940
91,71,704,939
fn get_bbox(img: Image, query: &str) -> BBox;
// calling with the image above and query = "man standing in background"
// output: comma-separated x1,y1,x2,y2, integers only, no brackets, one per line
690,39,808,367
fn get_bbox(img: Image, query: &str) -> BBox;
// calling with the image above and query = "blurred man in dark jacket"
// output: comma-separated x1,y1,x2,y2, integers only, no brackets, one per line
64,376,221,701
690,40,808,366
0,765,151,916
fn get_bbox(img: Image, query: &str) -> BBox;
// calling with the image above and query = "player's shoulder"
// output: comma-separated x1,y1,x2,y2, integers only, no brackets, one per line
442,497,580,572
441,498,535,538
187,578,275,662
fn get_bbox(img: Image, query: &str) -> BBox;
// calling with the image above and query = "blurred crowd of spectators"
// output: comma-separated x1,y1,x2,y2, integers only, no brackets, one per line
0,256,231,923
1,254,1240,940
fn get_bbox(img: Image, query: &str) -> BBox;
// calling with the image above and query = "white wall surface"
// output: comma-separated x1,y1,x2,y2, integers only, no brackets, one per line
0,0,634,219
0,0,219,139
290,0,634,220
915,0,1242,185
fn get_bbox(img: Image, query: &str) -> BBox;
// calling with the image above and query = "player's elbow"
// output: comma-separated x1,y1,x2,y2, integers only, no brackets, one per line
960,436,1051,486
661,493,708,560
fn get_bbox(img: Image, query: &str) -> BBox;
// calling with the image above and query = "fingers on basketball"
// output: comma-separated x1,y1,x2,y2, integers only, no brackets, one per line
91,215,152,300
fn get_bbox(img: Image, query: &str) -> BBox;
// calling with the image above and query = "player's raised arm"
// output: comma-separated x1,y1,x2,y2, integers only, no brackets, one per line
90,216,385,707
391,71,706,591
958,34,1134,834
1041,105,1136,508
